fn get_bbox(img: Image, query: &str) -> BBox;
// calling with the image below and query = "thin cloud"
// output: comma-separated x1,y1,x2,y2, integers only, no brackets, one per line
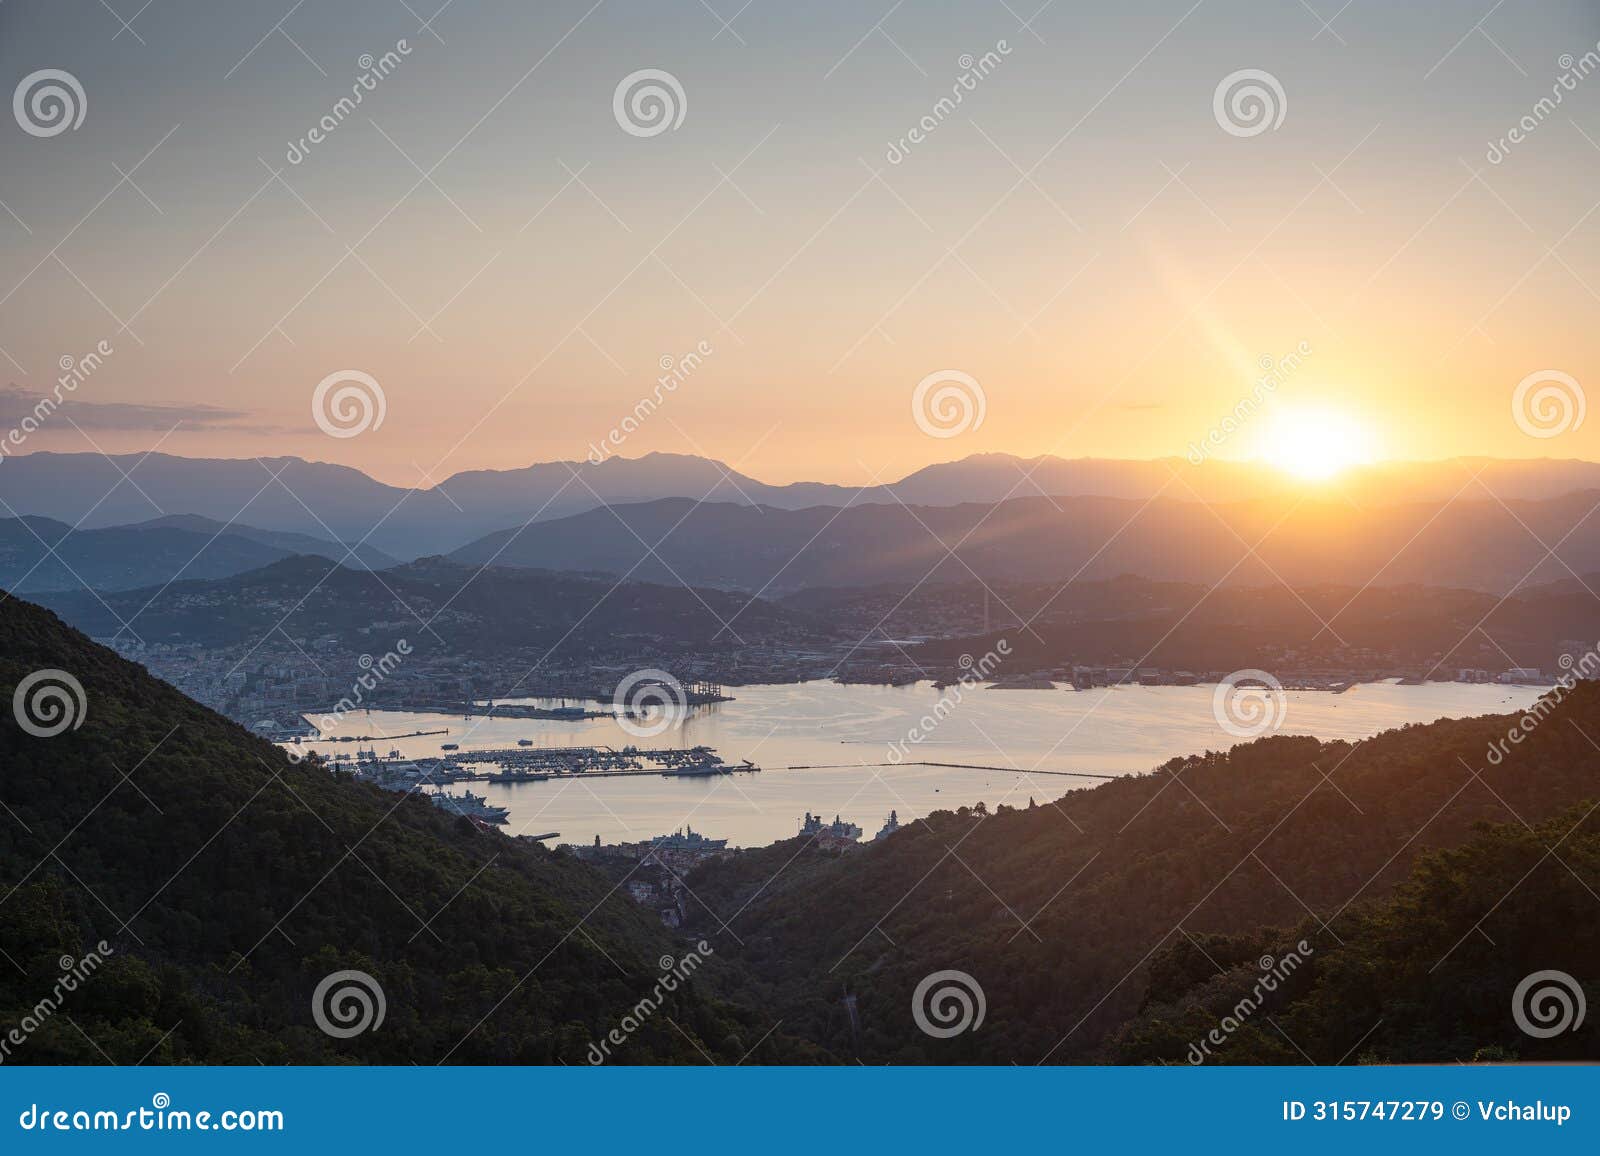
0,384,271,432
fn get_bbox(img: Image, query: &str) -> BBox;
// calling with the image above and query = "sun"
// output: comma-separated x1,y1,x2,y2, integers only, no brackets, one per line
1260,406,1376,481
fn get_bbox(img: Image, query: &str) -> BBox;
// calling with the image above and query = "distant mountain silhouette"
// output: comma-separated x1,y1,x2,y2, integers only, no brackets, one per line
449,489,1600,594
123,514,396,570
6,450,1600,560
0,514,392,595
33,554,820,653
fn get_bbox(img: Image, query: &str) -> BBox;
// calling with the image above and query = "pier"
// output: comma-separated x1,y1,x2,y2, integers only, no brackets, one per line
446,744,760,781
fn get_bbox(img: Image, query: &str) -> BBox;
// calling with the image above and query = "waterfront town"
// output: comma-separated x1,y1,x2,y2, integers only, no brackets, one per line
91,626,1575,739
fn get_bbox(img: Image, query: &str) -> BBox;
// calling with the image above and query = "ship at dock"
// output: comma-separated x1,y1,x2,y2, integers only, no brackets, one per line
429,788,510,823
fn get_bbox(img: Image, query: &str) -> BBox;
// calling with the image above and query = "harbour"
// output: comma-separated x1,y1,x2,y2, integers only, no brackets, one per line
282,678,1548,847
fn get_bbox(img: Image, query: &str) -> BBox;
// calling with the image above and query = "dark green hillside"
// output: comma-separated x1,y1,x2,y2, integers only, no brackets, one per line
683,693,1600,1064
0,593,788,1064
1111,808,1599,1064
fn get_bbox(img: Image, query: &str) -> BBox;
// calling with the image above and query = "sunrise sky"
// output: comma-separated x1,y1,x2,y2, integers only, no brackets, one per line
2,1,1598,485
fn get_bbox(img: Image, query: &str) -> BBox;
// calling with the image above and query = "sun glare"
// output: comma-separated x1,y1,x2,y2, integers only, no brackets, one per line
1260,407,1375,482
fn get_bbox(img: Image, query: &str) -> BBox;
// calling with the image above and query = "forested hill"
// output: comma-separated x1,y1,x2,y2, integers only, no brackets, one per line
683,692,1600,1064
0,592,790,1064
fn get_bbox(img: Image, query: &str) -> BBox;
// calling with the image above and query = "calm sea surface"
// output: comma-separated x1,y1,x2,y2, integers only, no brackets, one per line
286,680,1543,848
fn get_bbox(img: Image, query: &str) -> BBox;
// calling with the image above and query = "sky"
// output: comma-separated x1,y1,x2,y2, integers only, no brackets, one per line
1,0,1598,486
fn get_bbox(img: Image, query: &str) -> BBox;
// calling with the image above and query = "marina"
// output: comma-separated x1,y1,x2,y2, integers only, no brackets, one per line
286,679,1549,847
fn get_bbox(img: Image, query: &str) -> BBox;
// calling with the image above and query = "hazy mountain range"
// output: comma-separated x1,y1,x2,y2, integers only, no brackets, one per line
6,450,1600,561
0,514,394,594
452,489,1600,595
